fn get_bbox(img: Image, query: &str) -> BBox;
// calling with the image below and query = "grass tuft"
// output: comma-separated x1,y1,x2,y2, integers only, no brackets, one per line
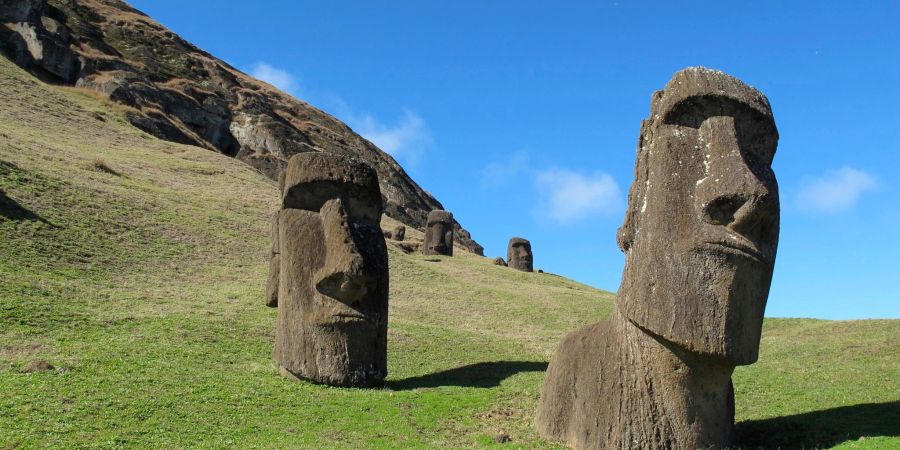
91,159,121,176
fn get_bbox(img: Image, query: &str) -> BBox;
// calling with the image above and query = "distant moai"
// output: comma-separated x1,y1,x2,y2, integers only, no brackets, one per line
270,152,389,388
507,238,533,272
536,67,781,449
423,210,453,256
392,225,406,242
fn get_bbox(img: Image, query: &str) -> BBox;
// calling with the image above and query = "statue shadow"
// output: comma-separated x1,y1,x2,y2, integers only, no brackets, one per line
388,361,548,390
0,190,53,225
733,400,900,449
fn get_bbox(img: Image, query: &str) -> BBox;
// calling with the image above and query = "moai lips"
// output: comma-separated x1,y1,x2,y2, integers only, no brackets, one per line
537,67,780,449
271,152,389,388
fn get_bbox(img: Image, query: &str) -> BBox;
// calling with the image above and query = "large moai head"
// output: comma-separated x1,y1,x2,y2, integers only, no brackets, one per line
274,152,389,387
507,237,533,272
423,210,453,256
617,67,780,365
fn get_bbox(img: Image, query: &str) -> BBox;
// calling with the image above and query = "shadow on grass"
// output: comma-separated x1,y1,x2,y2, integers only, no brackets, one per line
0,189,52,225
734,400,900,449
389,361,548,390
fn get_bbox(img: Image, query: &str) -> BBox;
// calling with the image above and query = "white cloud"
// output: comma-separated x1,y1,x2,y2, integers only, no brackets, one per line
347,109,432,168
479,151,531,188
534,168,623,223
796,166,877,213
249,62,299,95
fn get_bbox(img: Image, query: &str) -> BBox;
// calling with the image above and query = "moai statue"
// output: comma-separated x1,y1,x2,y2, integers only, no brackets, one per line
265,212,280,307
273,152,389,388
507,237,533,272
536,67,780,449
393,225,406,242
423,210,453,256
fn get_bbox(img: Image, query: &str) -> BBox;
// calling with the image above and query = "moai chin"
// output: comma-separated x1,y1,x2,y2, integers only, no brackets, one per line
507,237,533,272
423,210,453,256
536,67,780,449
272,152,389,388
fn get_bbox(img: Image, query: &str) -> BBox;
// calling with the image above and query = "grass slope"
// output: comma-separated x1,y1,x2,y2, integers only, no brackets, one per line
1,57,898,449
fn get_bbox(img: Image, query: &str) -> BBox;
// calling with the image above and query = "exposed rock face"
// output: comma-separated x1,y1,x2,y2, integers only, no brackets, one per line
0,0,483,255
507,237,533,272
492,257,507,266
536,67,780,449
423,210,453,256
273,153,388,388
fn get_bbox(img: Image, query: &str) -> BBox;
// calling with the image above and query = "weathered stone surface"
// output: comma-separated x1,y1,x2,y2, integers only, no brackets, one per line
0,0,484,255
536,67,780,449
507,237,533,272
0,0,44,23
423,210,453,256
273,152,388,387
392,225,405,242
492,257,507,266
265,212,280,308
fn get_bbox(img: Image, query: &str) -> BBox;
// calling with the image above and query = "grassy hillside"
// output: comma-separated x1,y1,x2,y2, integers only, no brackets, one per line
1,57,897,449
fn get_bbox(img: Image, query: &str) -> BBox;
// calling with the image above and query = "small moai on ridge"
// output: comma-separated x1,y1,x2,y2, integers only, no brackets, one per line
536,67,781,449
392,225,406,242
271,152,389,388
423,210,453,256
507,237,533,272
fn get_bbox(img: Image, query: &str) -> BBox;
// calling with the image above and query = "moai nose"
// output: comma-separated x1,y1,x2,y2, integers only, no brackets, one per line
314,198,375,306
697,116,777,244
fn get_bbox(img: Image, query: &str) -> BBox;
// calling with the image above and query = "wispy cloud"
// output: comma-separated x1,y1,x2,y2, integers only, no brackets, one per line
479,151,531,188
796,166,877,213
244,67,430,169
534,168,623,224
249,62,299,95
347,110,432,168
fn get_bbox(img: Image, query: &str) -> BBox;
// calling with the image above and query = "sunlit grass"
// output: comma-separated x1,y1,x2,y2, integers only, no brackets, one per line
1,57,897,449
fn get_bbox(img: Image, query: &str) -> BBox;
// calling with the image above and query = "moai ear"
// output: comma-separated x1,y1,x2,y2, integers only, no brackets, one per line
617,120,652,252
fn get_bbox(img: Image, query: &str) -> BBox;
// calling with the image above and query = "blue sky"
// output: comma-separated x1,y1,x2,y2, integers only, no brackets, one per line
129,0,899,320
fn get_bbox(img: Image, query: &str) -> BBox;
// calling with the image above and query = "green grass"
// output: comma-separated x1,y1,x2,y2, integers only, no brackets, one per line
1,56,898,449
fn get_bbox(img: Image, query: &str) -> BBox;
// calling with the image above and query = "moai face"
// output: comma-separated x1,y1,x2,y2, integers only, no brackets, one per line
617,68,780,365
423,210,453,256
274,152,388,387
507,238,533,272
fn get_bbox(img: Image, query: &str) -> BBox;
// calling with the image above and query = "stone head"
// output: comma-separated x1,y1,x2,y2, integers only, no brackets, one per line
424,210,454,256
617,67,780,365
507,237,533,272
276,152,388,384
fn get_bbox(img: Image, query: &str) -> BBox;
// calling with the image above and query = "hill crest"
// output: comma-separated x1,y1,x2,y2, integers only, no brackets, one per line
0,0,484,254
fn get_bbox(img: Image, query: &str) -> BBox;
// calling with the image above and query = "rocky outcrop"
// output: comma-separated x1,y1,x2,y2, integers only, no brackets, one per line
0,0,483,254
